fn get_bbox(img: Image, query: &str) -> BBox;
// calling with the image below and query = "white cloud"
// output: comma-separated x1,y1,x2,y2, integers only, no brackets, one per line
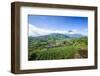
29,24,52,36
68,29,78,34
29,24,79,37
83,29,88,36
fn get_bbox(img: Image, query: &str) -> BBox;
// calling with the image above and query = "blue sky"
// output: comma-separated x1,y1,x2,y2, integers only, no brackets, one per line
28,15,88,36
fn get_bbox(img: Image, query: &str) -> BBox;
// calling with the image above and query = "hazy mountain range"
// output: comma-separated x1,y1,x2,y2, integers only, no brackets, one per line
28,33,84,43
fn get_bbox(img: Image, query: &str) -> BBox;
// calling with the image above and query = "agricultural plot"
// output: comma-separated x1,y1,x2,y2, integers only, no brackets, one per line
28,34,88,60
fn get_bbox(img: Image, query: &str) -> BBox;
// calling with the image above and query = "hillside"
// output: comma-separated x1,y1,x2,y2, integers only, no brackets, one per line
29,33,83,41
28,33,88,60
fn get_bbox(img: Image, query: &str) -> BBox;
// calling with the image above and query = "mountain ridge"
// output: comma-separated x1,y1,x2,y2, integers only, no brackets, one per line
28,33,85,42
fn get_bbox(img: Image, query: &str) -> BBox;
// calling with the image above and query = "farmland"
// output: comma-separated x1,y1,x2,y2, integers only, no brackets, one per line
28,33,88,60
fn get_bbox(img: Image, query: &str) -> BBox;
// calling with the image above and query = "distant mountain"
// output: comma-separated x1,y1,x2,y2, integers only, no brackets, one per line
66,34,83,38
29,33,84,42
48,33,70,38
29,33,69,41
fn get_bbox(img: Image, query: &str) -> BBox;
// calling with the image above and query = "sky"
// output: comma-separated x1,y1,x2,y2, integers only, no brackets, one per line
28,15,88,37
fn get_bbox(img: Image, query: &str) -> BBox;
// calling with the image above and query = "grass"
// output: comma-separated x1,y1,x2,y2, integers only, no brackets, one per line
28,36,88,60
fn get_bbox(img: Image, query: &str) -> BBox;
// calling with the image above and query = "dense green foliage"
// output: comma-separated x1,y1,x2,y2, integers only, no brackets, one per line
28,34,88,60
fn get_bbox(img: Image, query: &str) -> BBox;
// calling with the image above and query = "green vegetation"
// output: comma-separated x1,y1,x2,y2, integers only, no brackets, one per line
28,33,88,60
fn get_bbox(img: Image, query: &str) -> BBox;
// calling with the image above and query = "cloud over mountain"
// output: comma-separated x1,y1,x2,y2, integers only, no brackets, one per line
29,24,78,37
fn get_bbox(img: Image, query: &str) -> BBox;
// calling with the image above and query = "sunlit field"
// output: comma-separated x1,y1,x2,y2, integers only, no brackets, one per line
28,35,88,60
